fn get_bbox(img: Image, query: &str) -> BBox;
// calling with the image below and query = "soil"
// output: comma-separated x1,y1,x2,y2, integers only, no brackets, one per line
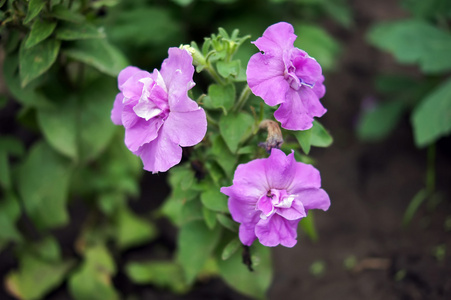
1,0,451,299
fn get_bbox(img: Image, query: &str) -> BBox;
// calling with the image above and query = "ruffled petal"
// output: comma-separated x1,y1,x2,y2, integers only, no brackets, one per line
239,223,258,246
160,48,198,112
276,199,306,220
296,188,330,211
136,125,182,173
255,215,299,247
286,163,322,193
274,88,325,130
227,196,260,224
253,22,297,55
111,93,124,125
313,75,326,98
264,149,297,190
163,109,207,147
124,117,164,152
120,71,152,100
118,66,141,89
246,53,288,106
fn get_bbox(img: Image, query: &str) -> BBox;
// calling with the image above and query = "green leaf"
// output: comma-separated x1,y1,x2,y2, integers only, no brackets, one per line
219,112,254,153
300,212,318,242
37,78,117,161
24,0,46,24
293,120,332,153
17,141,72,230
69,245,119,300
217,60,241,79
0,193,21,243
294,24,341,71
3,54,53,108
202,206,217,229
412,78,451,147
25,19,57,49
221,238,240,260
63,38,128,76
125,261,189,293
368,19,451,73
55,21,106,40
200,184,228,213
19,38,60,87
357,100,406,141
115,206,157,250
217,242,272,300
206,83,235,114
176,220,222,284
50,5,85,23
216,213,238,232
5,254,74,300
210,134,236,178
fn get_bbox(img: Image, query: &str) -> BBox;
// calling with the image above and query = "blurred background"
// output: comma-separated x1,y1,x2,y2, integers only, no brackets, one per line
1,0,450,299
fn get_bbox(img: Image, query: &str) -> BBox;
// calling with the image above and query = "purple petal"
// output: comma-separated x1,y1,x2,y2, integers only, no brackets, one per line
253,22,297,55
264,149,297,190
121,102,139,129
255,215,299,247
124,117,164,152
227,195,260,224
296,188,330,211
120,71,152,100
313,75,326,98
293,55,322,85
286,163,322,193
246,53,288,106
163,109,207,147
111,93,124,125
136,125,182,173
276,199,306,220
239,223,258,246
160,48,198,112
274,88,325,130
256,195,274,217
118,66,141,89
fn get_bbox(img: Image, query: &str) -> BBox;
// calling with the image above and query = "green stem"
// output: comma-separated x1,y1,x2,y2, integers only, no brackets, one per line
233,84,252,112
205,111,218,127
426,143,436,194
205,63,225,85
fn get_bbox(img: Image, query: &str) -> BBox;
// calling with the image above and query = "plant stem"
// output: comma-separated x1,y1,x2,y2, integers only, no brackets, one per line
205,111,218,127
205,63,225,85
233,84,252,112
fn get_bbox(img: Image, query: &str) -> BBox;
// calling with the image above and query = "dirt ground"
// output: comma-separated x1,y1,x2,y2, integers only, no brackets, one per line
1,0,450,299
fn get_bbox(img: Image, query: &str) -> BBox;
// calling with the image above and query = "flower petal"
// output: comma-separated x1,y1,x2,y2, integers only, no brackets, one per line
118,66,141,89
296,188,330,211
120,70,152,100
264,149,297,190
239,223,258,246
246,53,288,106
136,125,182,173
226,195,260,224
124,117,163,152
111,93,124,125
276,199,306,220
287,163,322,193
253,22,297,55
226,158,269,200
255,215,299,247
160,48,198,112
163,109,207,147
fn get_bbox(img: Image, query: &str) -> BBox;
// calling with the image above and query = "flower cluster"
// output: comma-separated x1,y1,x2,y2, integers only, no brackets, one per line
221,149,330,247
111,47,207,173
246,22,326,131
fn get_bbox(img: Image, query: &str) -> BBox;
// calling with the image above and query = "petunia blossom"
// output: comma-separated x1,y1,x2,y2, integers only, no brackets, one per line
246,22,327,131
220,148,330,247
111,47,207,173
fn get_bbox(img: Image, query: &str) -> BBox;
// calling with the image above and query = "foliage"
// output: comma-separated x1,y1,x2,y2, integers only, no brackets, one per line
0,0,342,299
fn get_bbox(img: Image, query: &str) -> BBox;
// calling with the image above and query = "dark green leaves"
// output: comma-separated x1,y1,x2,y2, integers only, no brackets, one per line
55,22,106,40
176,220,221,284
24,0,46,24
25,19,57,49
357,101,406,142
368,20,451,74
63,39,128,76
219,112,254,153
205,83,235,113
17,142,72,230
412,78,451,147
19,38,60,87
293,121,333,154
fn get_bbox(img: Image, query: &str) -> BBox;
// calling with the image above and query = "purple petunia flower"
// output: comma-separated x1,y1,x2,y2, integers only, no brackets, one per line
111,47,207,173
246,22,327,131
220,149,330,247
